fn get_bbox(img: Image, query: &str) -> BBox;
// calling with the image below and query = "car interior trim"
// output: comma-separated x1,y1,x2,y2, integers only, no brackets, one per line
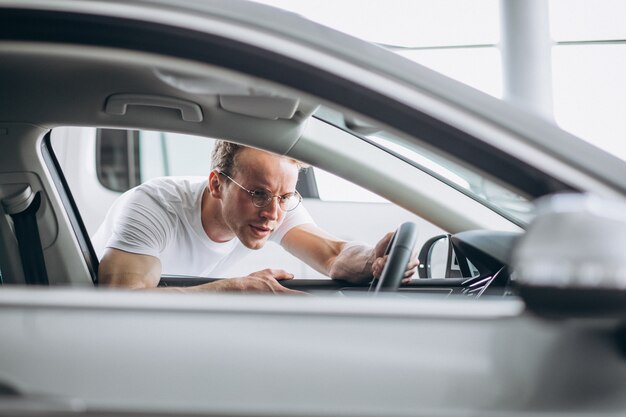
41,133,99,284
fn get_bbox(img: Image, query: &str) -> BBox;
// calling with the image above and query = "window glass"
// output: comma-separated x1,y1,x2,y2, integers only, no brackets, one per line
314,167,387,203
313,106,534,224
138,131,214,179
365,132,534,224
96,130,216,189
136,131,167,179
253,0,501,99
550,0,626,41
552,44,626,161
96,129,139,192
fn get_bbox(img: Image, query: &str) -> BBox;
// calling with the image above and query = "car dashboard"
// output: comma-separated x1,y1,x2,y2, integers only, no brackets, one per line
158,230,522,299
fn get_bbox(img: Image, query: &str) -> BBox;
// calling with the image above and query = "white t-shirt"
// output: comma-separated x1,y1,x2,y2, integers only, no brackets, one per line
91,177,315,277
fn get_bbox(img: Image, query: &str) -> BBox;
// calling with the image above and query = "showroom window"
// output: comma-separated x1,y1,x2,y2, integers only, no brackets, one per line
254,0,502,98
550,0,626,161
255,0,626,162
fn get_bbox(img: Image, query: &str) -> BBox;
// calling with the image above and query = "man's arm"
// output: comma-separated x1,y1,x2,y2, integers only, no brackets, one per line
98,248,302,293
281,224,376,284
281,224,418,284
98,248,162,288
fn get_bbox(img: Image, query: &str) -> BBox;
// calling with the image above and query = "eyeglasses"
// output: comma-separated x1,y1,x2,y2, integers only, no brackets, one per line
219,172,302,212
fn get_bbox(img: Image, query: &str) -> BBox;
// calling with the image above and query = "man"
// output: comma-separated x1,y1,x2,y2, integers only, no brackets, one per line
93,140,418,293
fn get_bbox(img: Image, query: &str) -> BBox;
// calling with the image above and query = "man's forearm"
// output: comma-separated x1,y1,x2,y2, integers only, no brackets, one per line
327,242,376,284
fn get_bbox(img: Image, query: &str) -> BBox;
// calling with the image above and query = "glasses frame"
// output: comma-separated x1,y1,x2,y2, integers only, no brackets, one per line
219,172,302,212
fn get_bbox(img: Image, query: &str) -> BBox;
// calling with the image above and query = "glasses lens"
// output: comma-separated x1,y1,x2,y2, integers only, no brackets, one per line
283,193,301,211
251,190,271,207
250,190,301,211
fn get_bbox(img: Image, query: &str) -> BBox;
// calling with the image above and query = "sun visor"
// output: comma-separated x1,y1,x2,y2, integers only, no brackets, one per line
219,95,300,120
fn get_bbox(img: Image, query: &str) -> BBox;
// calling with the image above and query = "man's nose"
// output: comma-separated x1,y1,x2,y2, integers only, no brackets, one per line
260,196,281,220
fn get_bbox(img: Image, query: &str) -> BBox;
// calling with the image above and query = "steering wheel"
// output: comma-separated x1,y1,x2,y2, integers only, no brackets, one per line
369,222,418,294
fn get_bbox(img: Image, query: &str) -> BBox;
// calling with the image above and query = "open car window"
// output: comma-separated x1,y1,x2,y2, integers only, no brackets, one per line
50,127,446,280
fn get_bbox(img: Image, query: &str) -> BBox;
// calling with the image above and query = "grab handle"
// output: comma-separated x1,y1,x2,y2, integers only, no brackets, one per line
105,94,203,122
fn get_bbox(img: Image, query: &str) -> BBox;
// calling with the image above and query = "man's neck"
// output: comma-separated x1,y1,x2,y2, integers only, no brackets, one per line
200,186,235,243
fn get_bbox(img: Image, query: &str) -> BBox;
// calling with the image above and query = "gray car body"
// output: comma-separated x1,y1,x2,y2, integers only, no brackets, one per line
1,1,626,416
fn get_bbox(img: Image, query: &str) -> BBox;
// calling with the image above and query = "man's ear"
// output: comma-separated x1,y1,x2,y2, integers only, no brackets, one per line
208,171,223,198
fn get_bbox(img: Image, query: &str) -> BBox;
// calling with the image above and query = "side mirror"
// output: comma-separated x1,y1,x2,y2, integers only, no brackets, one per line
512,193,626,317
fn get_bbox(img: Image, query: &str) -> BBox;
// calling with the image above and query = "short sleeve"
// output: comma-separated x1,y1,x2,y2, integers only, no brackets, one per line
105,188,177,258
269,204,316,244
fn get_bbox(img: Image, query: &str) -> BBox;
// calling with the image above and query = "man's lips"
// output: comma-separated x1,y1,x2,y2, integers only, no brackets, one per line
249,224,273,236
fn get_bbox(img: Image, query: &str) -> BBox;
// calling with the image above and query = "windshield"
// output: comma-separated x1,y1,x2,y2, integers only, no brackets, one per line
315,106,535,225
367,131,535,225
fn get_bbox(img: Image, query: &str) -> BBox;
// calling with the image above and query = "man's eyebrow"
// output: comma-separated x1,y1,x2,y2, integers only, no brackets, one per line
248,183,296,195
241,174,295,193
246,182,271,191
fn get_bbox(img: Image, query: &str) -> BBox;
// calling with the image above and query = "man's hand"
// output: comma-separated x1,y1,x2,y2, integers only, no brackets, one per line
370,232,419,285
207,269,304,294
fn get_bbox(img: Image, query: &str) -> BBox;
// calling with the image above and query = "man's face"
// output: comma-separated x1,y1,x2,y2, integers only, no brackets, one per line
220,148,299,250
